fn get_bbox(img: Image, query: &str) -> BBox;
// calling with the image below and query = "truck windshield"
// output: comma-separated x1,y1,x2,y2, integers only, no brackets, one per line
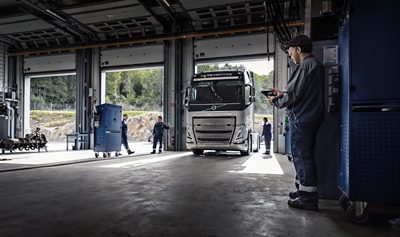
190,80,243,104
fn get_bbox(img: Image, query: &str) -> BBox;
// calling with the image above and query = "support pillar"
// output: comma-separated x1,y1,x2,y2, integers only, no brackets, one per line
5,54,24,138
163,38,194,151
14,56,24,138
273,38,289,154
75,48,101,149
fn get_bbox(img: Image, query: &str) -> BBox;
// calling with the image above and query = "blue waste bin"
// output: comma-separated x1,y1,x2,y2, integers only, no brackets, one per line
93,103,122,158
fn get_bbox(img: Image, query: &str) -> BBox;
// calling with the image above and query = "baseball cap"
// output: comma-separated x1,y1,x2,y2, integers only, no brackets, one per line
287,35,312,52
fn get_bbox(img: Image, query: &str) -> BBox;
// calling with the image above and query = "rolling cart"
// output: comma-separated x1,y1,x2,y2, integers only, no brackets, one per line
93,103,122,158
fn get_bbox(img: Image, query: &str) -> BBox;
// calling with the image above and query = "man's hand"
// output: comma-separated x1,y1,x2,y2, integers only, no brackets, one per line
267,96,275,105
272,88,284,97
267,88,284,105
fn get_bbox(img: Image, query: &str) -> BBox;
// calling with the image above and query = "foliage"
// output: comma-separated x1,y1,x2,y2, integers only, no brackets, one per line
105,68,163,111
30,75,76,109
255,114,273,124
29,65,272,115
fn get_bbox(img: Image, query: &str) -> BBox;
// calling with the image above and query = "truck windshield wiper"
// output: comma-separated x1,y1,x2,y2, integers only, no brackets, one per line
209,83,223,101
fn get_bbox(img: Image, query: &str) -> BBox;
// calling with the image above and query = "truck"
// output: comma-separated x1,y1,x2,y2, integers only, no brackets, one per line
185,70,260,156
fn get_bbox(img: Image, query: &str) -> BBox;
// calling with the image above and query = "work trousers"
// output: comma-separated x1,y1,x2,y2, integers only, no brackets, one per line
264,136,271,154
153,135,163,150
290,120,320,202
122,134,130,151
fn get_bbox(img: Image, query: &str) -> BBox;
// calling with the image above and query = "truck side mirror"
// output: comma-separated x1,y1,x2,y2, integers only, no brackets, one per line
184,87,190,108
249,87,256,103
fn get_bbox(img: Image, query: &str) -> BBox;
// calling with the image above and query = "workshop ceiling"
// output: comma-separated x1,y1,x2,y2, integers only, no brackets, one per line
0,0,304,52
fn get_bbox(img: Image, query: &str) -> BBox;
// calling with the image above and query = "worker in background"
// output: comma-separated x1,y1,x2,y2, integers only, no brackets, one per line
262,117,272,155
268,35,325,211
121,114,135,155
151,115,170,154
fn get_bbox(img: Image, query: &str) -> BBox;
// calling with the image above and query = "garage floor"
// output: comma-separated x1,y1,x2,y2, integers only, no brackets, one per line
0,151,399,237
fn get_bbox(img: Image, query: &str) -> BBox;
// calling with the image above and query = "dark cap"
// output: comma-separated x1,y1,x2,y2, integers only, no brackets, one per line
287,35,312,53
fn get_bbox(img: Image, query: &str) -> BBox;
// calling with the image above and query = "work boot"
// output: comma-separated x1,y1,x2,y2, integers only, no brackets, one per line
287,198,319,211
289,190,300,199
128,150,135,155
151,150,156,154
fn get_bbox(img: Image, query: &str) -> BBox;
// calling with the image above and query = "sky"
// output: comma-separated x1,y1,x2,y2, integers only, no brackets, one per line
225,59,274,75
197,58,274,76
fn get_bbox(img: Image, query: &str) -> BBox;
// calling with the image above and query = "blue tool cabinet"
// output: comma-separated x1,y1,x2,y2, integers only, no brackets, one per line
338,0,400,224
94,103,122,158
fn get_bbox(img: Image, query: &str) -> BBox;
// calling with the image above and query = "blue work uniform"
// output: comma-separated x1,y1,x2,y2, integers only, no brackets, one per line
262,122,272,154
152,122,170,151
273,55,325,202
121,119,133,154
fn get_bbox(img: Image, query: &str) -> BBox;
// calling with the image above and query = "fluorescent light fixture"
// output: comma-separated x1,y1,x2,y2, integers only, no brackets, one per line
161,0,170,7
46,9,65,21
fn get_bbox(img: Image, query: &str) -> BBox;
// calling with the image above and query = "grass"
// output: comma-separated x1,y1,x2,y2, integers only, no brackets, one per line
123,111,159,117
43,119,71,127
30,110,156,125
255,114,273,123
31,110,75,123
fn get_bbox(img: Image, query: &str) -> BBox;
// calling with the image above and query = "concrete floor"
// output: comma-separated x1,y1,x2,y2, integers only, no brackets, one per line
0,150,399,237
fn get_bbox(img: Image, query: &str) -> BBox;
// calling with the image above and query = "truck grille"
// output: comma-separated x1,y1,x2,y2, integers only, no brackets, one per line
193,117,235,144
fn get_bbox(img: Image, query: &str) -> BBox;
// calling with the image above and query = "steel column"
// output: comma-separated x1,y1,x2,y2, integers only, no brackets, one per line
14,56,24,138
75,48,101,149
273,37,288,153
163,38,193,151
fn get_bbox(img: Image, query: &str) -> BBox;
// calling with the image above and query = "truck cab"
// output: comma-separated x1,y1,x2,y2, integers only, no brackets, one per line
185,70,260,156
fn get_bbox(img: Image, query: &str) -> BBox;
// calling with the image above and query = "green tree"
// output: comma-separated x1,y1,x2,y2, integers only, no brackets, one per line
105,68,163,111
30,75,76,109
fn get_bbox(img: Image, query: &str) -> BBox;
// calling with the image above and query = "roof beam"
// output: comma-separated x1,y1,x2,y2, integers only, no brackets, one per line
137,0,172,32
9,21,304,56
0,34,19,46
157,0,179,23
17,0,99,42
158,0,193,31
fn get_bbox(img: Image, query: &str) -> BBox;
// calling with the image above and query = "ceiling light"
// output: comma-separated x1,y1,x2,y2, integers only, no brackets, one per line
46,9,65,21
162,0,170,7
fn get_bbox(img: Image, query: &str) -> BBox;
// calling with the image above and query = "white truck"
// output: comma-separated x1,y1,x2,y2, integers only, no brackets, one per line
185,70,260,156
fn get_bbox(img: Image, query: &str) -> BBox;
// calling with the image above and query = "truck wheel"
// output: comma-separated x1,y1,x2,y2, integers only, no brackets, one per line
240,138,251,156
192,149,204,155
254,136,260,152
